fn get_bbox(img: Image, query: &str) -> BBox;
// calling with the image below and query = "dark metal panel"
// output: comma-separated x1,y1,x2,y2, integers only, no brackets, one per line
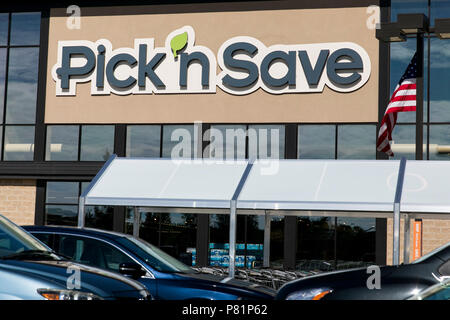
34,9,50,162
196,214,209,267
34,179,46,226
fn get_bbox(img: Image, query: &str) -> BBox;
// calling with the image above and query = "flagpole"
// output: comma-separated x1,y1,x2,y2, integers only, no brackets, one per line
416,32,424,160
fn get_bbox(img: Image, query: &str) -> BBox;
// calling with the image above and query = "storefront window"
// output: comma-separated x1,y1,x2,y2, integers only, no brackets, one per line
3,125,35,160
336,217,376,268
162,125,194,159
298,125,335,159
0,13,8,45
430,37,450,122
337,125,376,159
126,125,161,157
45,181,79,226
44,181,113,229
9,12,41,46
248,125,285,159
46,182,79,204
0,49,6,122
390,40,428,123
270,216,284,269
80,125,114,161
390,124,427,160
46,125,79,161
296,217,335,272
139,211,197,265
429,125,450,160
5,47,39,124
209,125,246,160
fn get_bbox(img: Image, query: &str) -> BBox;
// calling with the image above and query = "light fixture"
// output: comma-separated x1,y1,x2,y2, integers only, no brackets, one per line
376,22,406,42
434,18,450,39
397,14,428,34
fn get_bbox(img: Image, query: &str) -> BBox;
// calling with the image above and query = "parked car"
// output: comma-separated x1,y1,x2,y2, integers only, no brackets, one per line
0,215,150,300
409,278,450,300
24,225,275,300
276,241,450,300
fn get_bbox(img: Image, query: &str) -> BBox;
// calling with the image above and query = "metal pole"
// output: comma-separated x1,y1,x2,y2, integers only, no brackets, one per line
263,211,271,268
77,197,85,228
229,200,237,278
416,32,424,160
393,157,407,266
393,203,401,265
403,214,410,264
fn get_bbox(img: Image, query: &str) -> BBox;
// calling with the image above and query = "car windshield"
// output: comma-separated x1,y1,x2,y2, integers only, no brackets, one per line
0,215,51,259
117,236,193,273
411,242,450,264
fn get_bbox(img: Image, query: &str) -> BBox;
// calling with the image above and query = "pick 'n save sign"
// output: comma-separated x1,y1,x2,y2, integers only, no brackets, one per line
52,26,371,96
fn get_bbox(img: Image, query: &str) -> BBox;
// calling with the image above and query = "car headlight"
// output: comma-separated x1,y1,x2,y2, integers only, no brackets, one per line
286,288,332,300
37,289,103,300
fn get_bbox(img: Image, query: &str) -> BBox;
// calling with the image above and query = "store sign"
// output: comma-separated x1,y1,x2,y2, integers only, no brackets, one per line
52,26,371,96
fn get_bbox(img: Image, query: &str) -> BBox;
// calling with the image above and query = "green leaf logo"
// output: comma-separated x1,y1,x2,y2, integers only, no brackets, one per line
170,31,188,59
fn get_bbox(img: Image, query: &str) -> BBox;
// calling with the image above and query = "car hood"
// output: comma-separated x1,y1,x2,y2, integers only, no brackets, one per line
0,259,149,299
175,272,276,298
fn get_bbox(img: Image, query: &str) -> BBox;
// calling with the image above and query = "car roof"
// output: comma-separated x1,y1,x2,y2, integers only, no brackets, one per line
23,225,130,241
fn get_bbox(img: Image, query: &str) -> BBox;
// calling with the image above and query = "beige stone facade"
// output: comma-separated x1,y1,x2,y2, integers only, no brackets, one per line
386,217,450,265
0,180,36,226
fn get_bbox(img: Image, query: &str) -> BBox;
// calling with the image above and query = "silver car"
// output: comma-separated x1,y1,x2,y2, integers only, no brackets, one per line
0,214,150,300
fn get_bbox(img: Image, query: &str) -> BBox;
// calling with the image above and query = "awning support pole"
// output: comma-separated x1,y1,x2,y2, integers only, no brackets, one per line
77,196,85,228
263,210,271,268
227,161,254,279
229,200,237,278
393,157,407,266
403,213,410,264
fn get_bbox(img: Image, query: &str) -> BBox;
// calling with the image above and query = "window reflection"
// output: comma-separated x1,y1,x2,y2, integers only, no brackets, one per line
0,48,6,123
46,182,78,204
5,48,39,124
46,125,79,161
80,125,114,161
0,14,8,45
390,124,427,160
162,125,194,159
85,206,113,231
139,211,197,265
126,125,161,157
336,217,376,267
429,125,450,160
430,37,450,122
337,125,376,159
248,125,285,160
45,205,78,226
296,217,335,272
208,125,246,160
390,40,427,123
298,125,335,159
10,12,41,46
3,125,34,160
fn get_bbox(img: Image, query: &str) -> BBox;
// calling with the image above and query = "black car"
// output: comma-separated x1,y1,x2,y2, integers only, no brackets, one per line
24,225,275,300
277,242,450,300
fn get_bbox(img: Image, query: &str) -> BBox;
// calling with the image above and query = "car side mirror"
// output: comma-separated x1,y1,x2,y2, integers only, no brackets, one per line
118,262,147,279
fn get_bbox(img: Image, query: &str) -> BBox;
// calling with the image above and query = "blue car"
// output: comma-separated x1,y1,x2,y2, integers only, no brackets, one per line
24,225,275,300
0,215,150,300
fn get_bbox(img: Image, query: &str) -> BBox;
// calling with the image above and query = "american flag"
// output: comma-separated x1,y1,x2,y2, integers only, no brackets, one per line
377,52,418,157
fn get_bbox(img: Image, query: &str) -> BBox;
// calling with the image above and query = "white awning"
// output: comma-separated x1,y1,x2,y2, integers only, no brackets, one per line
78,155,450,273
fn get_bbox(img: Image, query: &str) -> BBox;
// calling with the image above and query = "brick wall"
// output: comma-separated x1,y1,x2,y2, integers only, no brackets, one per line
386,217,450,265
0,179,36,226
